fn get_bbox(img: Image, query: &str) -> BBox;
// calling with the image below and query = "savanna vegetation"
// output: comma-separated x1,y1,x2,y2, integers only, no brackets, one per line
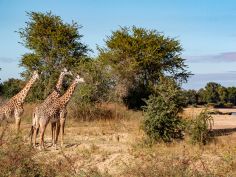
1,11,236,176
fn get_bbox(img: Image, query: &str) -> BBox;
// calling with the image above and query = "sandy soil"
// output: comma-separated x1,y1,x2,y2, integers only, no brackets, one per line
184,107,236,129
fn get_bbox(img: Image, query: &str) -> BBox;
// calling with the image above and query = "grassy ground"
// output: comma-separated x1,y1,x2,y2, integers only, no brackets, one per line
1,104,236,176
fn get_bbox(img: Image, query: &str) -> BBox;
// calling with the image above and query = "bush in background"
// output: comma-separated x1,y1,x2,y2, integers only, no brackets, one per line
142,77,185,142
68,59,115,121
188,109,214,145
0,78,24,99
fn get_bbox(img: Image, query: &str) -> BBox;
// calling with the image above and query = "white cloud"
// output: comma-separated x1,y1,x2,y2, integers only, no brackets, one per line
185,52,236,63
183,72,236,90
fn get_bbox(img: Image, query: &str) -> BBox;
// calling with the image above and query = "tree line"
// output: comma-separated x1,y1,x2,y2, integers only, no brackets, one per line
182,82,236,107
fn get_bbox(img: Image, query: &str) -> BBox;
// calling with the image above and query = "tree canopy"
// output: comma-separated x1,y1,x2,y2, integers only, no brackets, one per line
18,12,89,100
19,12,89,72
99,26,191,108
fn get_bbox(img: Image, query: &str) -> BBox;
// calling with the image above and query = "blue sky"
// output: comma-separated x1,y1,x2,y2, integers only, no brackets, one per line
0,0,236,89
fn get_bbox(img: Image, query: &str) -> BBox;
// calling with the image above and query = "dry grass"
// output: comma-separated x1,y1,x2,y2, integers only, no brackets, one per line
126,138,236,177
1,105,236,176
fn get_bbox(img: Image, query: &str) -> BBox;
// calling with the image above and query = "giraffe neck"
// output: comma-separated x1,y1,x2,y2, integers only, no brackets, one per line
55,72,66,91
59,79,78,106
15,75,37,103
41,72,66,105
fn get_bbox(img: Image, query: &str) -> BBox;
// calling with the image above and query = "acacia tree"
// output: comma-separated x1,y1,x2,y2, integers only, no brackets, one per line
18,12,89,100
99,26,191,109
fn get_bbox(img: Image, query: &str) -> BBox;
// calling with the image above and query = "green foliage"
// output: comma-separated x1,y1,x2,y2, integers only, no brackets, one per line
197,88,206,105
123,83,151,109
18,11,89,102
183,82,236,107
19,12,88,71
218,86,228,103
99,26,191,109
142,77,185,142
227,87,236,105
188,109,214,145
204,82,221,104
0,78,24,99
68,59,115,120
77,59,114,103
181,89,198,106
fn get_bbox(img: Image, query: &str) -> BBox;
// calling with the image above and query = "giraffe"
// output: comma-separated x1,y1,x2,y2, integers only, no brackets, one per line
30,68,72,146
35,75,84,149
0,71,39,133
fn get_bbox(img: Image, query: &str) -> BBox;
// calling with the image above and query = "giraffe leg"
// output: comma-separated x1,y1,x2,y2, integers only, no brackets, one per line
55,121,60,143
30,110,36,145
29,126,34,146
39,120,47,150
61,109,67,147
32,127,36,147
52,121,59,149
60,118,65,148
51,122,55,146
31,111,37,147
14,107,23,133
52,122,58,148
15,115,21,134
39,126,46,150
33,127,39,148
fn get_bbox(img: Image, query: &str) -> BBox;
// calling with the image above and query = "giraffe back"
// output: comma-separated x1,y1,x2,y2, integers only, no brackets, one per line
37,91,60,111
38,100,62,121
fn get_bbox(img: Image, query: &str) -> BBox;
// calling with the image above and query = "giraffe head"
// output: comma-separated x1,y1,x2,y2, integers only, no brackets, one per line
32,70,39,80
62,68,73,76
75,75,85,83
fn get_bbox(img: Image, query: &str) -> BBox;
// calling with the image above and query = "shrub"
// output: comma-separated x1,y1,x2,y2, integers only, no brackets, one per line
206,103,216,108
1,78,24,99
142,77,185,142
224,102,234,108
188,109,214,145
